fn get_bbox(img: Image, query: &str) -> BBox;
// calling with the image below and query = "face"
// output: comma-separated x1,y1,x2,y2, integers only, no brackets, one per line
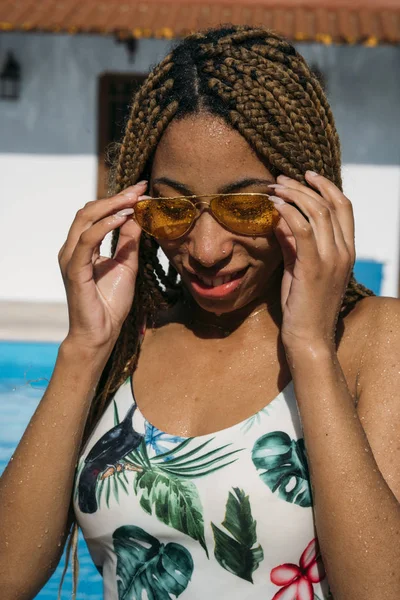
150,113,284,315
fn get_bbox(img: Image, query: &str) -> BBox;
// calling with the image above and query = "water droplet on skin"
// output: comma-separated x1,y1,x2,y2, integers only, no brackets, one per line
37,544,42,548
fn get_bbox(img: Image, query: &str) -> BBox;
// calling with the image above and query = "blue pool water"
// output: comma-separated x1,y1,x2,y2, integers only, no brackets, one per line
0,341,103,599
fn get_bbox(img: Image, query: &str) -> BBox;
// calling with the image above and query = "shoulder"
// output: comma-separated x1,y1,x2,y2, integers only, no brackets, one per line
345,294,400,347
345,295,400,502
343,294,400,410
340,294,399,342
337,295,400,401
355,294,400,392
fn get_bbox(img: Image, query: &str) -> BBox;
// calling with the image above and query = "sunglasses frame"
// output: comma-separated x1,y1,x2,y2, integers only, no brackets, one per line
133,192,277,240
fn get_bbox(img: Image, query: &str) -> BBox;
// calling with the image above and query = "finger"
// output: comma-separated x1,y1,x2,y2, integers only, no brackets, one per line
269,197,319,263
274,177,352,257
112,215,142,273
277,174,323,204
273,216,297,269
305,171,355,255
60,181,147,272
66,211,137,283
269,185,336,256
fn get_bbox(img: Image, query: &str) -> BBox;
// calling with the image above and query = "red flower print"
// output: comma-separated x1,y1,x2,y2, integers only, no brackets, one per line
270,538,326,600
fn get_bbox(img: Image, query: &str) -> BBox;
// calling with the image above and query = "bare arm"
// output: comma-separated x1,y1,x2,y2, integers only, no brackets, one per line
286,299,400,600
0,341,110,599
0,180,147,599
269,173,400,598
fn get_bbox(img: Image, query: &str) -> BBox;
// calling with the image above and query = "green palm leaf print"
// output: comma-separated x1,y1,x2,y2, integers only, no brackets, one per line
134,469,209,556
211,488,264,583
113,525,194,600
252,431,312,507
94,405,244,554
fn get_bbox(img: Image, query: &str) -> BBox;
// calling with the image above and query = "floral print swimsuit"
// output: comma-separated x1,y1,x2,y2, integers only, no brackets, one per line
74,366,333,599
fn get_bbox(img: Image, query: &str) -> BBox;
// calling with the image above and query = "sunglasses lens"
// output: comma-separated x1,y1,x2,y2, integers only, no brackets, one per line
134,198,196,239
212,194,279,235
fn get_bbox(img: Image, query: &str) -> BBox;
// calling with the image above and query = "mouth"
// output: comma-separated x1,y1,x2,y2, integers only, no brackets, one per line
185,267,249,299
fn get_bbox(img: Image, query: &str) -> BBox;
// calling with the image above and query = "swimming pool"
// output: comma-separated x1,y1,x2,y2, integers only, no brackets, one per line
0,341,103,599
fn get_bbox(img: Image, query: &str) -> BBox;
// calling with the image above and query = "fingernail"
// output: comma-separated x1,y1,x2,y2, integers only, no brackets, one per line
278,175,291,181
138,195,152,201
306,170,319,177
137,180,148,186
268,184,286,190
269,195,286,205
115,208,134,217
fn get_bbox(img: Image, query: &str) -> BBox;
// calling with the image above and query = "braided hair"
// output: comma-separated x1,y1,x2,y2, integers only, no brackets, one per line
59,24,374,598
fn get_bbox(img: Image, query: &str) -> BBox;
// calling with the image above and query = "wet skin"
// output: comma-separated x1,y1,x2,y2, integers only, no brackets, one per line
131,113,360,437
150,112,284,326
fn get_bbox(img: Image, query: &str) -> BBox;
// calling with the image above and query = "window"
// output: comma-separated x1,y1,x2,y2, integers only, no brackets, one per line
97,73,146,198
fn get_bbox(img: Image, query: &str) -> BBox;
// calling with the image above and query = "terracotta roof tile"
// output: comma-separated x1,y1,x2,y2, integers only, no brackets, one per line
1,0,400,44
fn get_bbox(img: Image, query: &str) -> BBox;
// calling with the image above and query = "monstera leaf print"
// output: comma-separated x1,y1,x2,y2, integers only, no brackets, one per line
113,525,193,600
252,431,312,507
211,488,264,583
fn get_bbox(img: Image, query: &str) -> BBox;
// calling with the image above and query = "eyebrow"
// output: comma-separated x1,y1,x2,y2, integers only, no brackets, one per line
152,176,275,195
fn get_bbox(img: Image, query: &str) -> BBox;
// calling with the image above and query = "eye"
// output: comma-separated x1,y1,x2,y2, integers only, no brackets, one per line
157,199,194,219
225,196,266,216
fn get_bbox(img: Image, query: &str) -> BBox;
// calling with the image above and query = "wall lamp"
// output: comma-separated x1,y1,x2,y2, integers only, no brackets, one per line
1,52,21,100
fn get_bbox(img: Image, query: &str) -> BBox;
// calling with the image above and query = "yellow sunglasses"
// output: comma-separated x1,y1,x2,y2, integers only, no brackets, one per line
133,193,279,240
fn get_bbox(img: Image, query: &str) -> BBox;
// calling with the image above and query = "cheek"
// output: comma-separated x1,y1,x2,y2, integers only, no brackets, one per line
247,234,281,261
246,236,283,278
158,241,185,270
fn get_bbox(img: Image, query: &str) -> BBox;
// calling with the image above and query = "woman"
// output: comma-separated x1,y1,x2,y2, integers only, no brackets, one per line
1,25,399,600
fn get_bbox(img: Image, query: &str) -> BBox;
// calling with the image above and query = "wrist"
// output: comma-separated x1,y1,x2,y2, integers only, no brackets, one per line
59,335,115,369
283,338,336,362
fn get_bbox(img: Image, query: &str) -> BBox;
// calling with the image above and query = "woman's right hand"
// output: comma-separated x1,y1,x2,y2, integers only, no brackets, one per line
58,180,148,352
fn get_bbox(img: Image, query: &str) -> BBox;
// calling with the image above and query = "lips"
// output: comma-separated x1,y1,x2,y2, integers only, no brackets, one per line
186,267,248,299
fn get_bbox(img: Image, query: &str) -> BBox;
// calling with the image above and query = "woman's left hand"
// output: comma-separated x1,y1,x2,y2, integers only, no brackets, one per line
269,171,356,353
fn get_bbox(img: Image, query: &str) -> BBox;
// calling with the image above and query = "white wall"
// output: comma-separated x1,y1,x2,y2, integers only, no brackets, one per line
0,153,97,301
0,33,399,303
1,157,397,302
342,165,400,297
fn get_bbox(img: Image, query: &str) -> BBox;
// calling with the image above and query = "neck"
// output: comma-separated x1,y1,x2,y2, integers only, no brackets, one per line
180,294,282,337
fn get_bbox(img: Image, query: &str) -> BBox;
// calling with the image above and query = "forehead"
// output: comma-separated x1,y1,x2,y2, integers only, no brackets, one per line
151,113,272,187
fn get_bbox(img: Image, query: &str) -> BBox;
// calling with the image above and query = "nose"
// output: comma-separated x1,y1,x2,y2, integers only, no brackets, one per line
187,208,233,267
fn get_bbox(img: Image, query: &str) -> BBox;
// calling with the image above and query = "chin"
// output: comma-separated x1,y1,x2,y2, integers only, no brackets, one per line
187,287,260,316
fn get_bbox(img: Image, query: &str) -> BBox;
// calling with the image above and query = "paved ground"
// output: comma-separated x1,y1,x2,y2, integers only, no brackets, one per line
0,301,69,341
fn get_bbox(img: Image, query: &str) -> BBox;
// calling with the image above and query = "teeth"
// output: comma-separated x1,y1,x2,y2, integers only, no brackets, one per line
201,276,214,286
198,273,236,287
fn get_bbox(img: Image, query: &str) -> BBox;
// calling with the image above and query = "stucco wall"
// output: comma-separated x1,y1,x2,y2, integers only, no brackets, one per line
0,32,399,307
